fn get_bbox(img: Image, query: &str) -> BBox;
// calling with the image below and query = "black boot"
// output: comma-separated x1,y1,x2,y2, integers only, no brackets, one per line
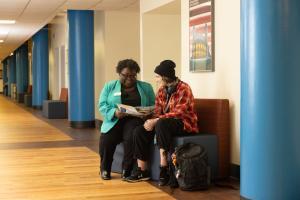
168,162,179,188
100,170,111,180
159,166,170,186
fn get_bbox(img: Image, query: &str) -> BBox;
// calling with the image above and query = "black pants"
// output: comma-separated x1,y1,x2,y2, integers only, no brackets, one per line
99,117,144,173
133,118,185,161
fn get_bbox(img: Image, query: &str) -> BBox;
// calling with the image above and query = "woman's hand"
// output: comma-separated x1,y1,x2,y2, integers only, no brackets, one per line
115,109,127,119
144,118,159,131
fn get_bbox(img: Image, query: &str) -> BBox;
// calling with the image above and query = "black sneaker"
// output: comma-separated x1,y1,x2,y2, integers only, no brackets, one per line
125,167,150,183
159,166,170,186
121,169,131,181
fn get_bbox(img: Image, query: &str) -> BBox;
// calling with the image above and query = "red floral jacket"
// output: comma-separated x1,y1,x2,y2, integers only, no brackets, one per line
154,80,199,133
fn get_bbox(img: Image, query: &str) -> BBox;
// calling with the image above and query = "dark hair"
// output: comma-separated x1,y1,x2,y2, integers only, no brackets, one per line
116,59,140,74
162,76,175,83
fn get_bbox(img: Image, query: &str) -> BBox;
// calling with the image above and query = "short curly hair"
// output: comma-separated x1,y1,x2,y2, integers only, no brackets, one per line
116,59,140,74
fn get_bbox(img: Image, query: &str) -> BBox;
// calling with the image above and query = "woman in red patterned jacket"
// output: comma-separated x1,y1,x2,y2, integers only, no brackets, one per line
126,60,199,185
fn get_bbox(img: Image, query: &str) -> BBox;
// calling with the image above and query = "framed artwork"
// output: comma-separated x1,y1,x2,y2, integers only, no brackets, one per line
189,0,214,72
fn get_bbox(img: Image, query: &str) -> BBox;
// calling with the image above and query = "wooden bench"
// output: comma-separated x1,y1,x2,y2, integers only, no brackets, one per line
111,99,230,180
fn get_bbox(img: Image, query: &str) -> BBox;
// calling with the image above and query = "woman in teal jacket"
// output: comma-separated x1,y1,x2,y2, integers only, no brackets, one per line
98,59,155,180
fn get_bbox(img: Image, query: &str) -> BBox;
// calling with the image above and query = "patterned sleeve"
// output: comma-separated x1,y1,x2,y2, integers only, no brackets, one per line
153,88,164,117
159,85,192,119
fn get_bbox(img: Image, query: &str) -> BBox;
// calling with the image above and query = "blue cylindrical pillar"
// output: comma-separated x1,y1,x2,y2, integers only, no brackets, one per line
241,1,300,199
68,10,94,128
7,55,16,97
16,43,29,102
32,26,48,109
2,59,7,83
2,59,8,96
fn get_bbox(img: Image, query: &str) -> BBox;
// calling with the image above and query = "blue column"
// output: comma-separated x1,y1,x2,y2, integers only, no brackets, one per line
16,43,29,94
7,55,16,97
241,1,300,199
2,59,7,83
32,26,48,109
68,10,94,128
2,59,8,96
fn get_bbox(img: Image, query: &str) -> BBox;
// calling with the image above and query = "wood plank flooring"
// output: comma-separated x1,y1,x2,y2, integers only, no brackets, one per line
0,147,172,200
0,96,71,143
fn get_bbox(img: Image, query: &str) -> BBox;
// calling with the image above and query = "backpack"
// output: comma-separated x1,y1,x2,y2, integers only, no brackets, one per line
174,142,211,191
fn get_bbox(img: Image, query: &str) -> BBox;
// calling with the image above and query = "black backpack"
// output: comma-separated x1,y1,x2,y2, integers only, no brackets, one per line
174,142,211,191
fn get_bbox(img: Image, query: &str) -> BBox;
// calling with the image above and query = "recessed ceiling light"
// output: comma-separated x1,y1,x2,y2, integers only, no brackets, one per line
10,53,13,56
0,20,16,24
0,40,4,43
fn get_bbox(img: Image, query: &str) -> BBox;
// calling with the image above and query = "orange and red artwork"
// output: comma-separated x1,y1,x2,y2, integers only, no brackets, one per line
189,0,214,72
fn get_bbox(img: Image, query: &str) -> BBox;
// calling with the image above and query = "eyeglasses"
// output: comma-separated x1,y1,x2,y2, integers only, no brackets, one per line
119,73,137,79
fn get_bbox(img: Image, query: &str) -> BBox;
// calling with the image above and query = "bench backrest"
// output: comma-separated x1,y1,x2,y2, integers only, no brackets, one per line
194,99,230,179
27,85,32,94
59,88,68,102
59,88,68,116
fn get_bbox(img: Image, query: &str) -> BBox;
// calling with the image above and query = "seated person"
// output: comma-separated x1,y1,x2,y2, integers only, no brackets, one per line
126,60,199,184
98,59,155,180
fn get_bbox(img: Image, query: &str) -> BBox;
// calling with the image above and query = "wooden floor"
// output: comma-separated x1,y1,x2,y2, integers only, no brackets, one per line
0,95,240,200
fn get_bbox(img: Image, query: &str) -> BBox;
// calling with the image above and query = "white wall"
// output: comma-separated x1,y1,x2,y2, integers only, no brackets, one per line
140,0,175,13
94,11,140,120
141,13,181,90
49,15,67,100
181,0,240,164
94,11,106,121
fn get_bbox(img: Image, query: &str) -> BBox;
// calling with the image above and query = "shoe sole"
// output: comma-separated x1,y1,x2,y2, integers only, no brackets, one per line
125,177,150,183
101,177,111,180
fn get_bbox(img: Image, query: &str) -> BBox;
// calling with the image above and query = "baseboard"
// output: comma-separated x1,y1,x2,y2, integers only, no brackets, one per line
240,195,251,200
70,120,95,129
32,105,42,110
230,163,240,180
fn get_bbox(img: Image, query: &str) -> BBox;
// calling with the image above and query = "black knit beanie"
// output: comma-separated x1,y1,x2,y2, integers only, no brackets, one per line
154,60,176,80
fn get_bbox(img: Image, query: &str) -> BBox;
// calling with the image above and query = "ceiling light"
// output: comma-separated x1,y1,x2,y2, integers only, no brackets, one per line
10,53,13,56
0,30,8,35
0,40,4,43
0,20,16,24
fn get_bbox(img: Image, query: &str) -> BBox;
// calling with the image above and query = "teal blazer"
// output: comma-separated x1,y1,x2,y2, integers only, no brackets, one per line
98,80,155,133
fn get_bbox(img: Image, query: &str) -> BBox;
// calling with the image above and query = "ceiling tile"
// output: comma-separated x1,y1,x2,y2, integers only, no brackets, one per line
0,0,29,19
20,0,66,21
64,0,100,10
94,0,138,11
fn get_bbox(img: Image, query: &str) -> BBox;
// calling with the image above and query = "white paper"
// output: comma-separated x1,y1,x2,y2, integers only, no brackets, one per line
117,104,154,117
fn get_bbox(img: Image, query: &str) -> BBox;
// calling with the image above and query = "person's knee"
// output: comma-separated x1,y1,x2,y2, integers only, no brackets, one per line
132,125,145,139
155,118,169,132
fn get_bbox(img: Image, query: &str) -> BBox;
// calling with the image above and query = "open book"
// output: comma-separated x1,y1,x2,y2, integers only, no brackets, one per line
117,104,155,117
